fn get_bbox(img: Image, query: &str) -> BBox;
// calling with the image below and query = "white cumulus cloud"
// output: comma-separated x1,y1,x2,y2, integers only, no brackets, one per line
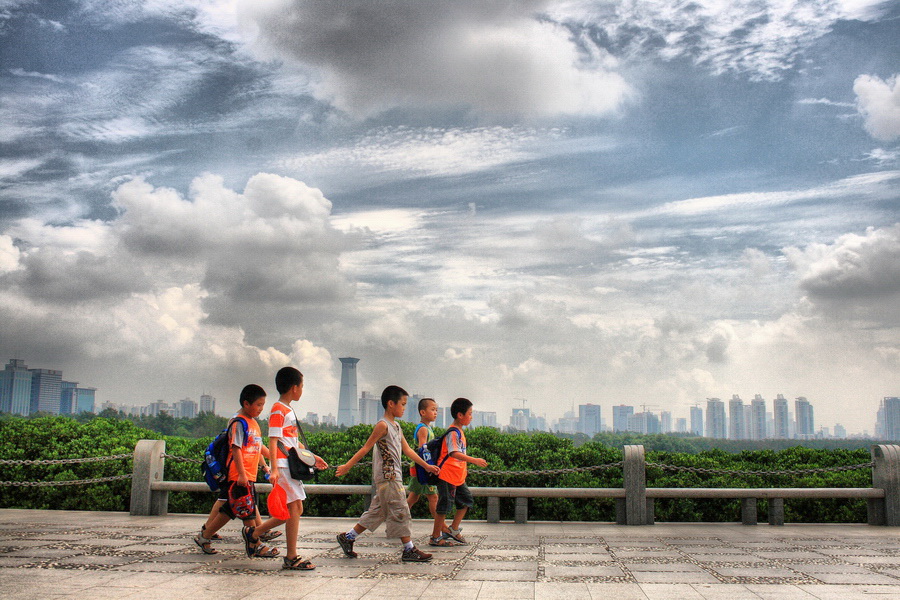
854,74,900,142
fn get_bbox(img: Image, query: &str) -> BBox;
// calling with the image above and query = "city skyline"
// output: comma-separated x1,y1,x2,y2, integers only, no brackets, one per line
0,2,898,434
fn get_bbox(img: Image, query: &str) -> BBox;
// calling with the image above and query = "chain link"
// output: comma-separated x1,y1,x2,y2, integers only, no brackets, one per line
0,474,133,487
162,453,202,464
470,461,625,477
646,461,875,476
0,454,132,466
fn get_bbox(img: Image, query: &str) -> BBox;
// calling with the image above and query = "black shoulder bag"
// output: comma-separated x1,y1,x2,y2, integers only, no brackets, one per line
276,409,317,481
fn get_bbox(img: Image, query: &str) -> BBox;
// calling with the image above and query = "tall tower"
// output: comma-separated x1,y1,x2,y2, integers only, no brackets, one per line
706,398,726,439
338,357,360,427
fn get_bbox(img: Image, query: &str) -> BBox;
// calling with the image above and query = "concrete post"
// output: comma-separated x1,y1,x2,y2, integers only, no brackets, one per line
741,498,757,525
623,445,649,525
871,445,900,526
768,498,784,526
615,498,626,525
130,440,168,516
487,497,500,523
514,497,528,524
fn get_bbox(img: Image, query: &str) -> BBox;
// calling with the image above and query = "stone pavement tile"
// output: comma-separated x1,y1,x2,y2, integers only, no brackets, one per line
690,583,762,599
836,556,900,565
374,562,451,575
711,567,799,578
614,550,683,559
295,565,369,578
543,564,625,578
585,582,649,600
462,559,538,570
680,547,748,554
477,581,535,598
816,549,890,557
300,556,382,567
542,553,615,562
455,568,537,582
111,560,202,572
743,584,817,599
632,572,720,584
625,563,706,572
360,579,431,598
638,583,705,599
534,581,591,600
792,564,875,574
289,579,379,600
116,543,185,552
688,554,764,563
753,552,828,560
544,544,610,553
420,580,482,600
807,573,900,585
796,584,900,600
475,548,539,557
4,548,80,559
147,552,226,563
56,554,138,566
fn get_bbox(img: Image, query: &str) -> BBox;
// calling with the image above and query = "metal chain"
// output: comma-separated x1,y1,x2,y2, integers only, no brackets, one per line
163,453,202,464
0,454,132,466
646,461,875,476
470,461,625,477
0,474,133,487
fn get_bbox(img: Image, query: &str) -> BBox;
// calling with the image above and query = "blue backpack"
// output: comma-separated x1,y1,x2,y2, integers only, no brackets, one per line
201,417,249,492
415,426,461,485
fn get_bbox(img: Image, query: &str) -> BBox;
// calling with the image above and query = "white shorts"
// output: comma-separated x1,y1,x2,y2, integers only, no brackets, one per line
277,472,307,503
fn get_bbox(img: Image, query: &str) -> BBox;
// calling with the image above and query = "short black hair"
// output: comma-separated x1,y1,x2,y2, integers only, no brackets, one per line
239,384,266,406
450,397,472,419
275,366,303,395
418,397,436,414
381,385,409,409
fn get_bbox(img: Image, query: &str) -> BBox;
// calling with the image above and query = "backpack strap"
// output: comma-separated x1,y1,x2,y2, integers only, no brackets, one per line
437,427,462,468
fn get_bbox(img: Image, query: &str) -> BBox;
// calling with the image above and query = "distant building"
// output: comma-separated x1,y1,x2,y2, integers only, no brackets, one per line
675,417,687,433
554,409,578,434
612,405,634,432
359,391,382,425
75,387,95,414
59,380,78,415
29,368,62,414
321,413,337,427
472,411,498,429
795,397,815,439
174,398,198,419
660,411,672,434
0,359,33,415
749,395,767,440
834,423,847,439
305,412,319,425
728,395,746,440
690,405,703,436
337,357,360,427
773,394,790,439
510,407,530,431
877,397,900,440
706,398,726,439
628,411,660,434
200,393,216,414
578,404,603,437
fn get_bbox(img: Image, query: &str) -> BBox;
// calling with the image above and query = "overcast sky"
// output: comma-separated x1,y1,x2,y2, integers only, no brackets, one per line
1,0,898,433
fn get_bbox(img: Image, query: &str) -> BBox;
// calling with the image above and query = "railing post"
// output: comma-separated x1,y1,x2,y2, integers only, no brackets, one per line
130,439,168,516
514,497,528,524
741,498,757,525
623,445,649,525
487,497,500,523
871,445,900,526
768,498,784,526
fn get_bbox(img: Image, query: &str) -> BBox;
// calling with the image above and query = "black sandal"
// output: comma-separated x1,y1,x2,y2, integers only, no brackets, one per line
241,526,257,558
201,524,222,540
282,556,315,570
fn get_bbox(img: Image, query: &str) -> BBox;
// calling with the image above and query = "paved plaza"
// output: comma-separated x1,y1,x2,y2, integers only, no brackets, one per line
2,509,900,599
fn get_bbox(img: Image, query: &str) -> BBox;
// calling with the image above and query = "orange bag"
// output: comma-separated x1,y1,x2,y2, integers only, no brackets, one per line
267,482,290,520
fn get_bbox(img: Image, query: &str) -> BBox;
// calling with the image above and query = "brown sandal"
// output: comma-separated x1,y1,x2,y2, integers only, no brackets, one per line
193,534,218,554
252,542,280,558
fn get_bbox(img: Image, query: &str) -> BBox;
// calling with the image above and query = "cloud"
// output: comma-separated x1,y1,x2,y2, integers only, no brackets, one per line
854,74,900,142
242,0,630,117
0,235,20,273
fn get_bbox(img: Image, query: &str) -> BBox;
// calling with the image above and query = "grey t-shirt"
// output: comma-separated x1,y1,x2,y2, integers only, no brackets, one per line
373,418,403,483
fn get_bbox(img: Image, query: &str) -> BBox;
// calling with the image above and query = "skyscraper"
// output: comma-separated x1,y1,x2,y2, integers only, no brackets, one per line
728,394,746,440
359,391,381,425
578,403,603,437
200,393,216,414
612,405,634,432
749,394,767,440
337,357,360,427
29,368,62,415
690,405,703,436
660,411,672,434
706,398,726,439
60,380,78,414
795,396,815,439
75,387,95,414
773,394,790,438
0,359,32,415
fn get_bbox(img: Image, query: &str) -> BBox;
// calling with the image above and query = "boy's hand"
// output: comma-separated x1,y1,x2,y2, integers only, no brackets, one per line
236,474,249,487
314,455,329,470
336,463,350,477
472,458,488,468
269,469,279,485
426,464,440,475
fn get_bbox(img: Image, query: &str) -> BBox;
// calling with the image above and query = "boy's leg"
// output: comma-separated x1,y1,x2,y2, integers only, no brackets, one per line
447,483,474,542
285,500,303,559
432,480,452,540
406,491,420,509
426,490,439,520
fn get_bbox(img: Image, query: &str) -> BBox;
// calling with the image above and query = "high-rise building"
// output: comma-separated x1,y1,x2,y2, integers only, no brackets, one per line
472,411,498,428
435,407,450,429
29,368,62,415
612,405,634,432
0,359,33,415
660,411,672,434
200,393,216,414
359,391,381,425
60,380,78,415
305,412,319,425
728,395,746,440
404,393,422,423
690,405,703,436
834,423,847,439
749,395,767,440
706,398,726,439
174,398,198,419
75,387,95,414
554,409,578,434
773,394,790,438
510,407,530,431
627,411,660,434
578,404,603,437
676,417,687,433
877,397,900,440
795,397,815,439
337,357,360,427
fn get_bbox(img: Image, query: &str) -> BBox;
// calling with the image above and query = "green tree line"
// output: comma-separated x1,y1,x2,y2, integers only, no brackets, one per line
0,416,878,523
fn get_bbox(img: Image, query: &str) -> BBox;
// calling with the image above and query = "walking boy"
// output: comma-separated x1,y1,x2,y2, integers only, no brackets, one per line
266,366,328,570
194,384,281,557
430,397,488,546
335,385,440,562
406,398,440,524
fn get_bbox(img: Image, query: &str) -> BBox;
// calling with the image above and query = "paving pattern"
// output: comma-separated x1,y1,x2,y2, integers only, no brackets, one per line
2,509,900,598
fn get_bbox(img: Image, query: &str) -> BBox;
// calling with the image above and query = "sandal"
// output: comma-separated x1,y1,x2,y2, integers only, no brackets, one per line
193,534,218,555
201,524,221,540
282,556,315,570
252,542,280,558
428,536,454,547
241,526,258,558
260,530,282,542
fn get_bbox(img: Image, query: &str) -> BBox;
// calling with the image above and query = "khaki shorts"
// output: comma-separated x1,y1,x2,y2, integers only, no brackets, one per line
357,479,411,538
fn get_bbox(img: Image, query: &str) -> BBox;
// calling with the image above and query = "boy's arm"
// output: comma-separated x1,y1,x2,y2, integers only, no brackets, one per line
336,421,387,477
231,445,250,486
415,426,429,448
401,434,440,474
268,436,280,482
448,451,488,467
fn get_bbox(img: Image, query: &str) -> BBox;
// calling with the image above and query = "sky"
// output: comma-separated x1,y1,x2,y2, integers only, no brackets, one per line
0,0,898,434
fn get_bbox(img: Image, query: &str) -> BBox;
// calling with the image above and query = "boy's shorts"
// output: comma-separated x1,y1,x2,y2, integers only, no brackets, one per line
358,479,411,538
436,479,474,515
277,473,307,503
217,480,258,520
407,477,437,496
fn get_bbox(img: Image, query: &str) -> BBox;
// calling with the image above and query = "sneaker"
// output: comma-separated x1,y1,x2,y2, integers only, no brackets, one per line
337,532,357,558
401,546,432,562
446,528,467,544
